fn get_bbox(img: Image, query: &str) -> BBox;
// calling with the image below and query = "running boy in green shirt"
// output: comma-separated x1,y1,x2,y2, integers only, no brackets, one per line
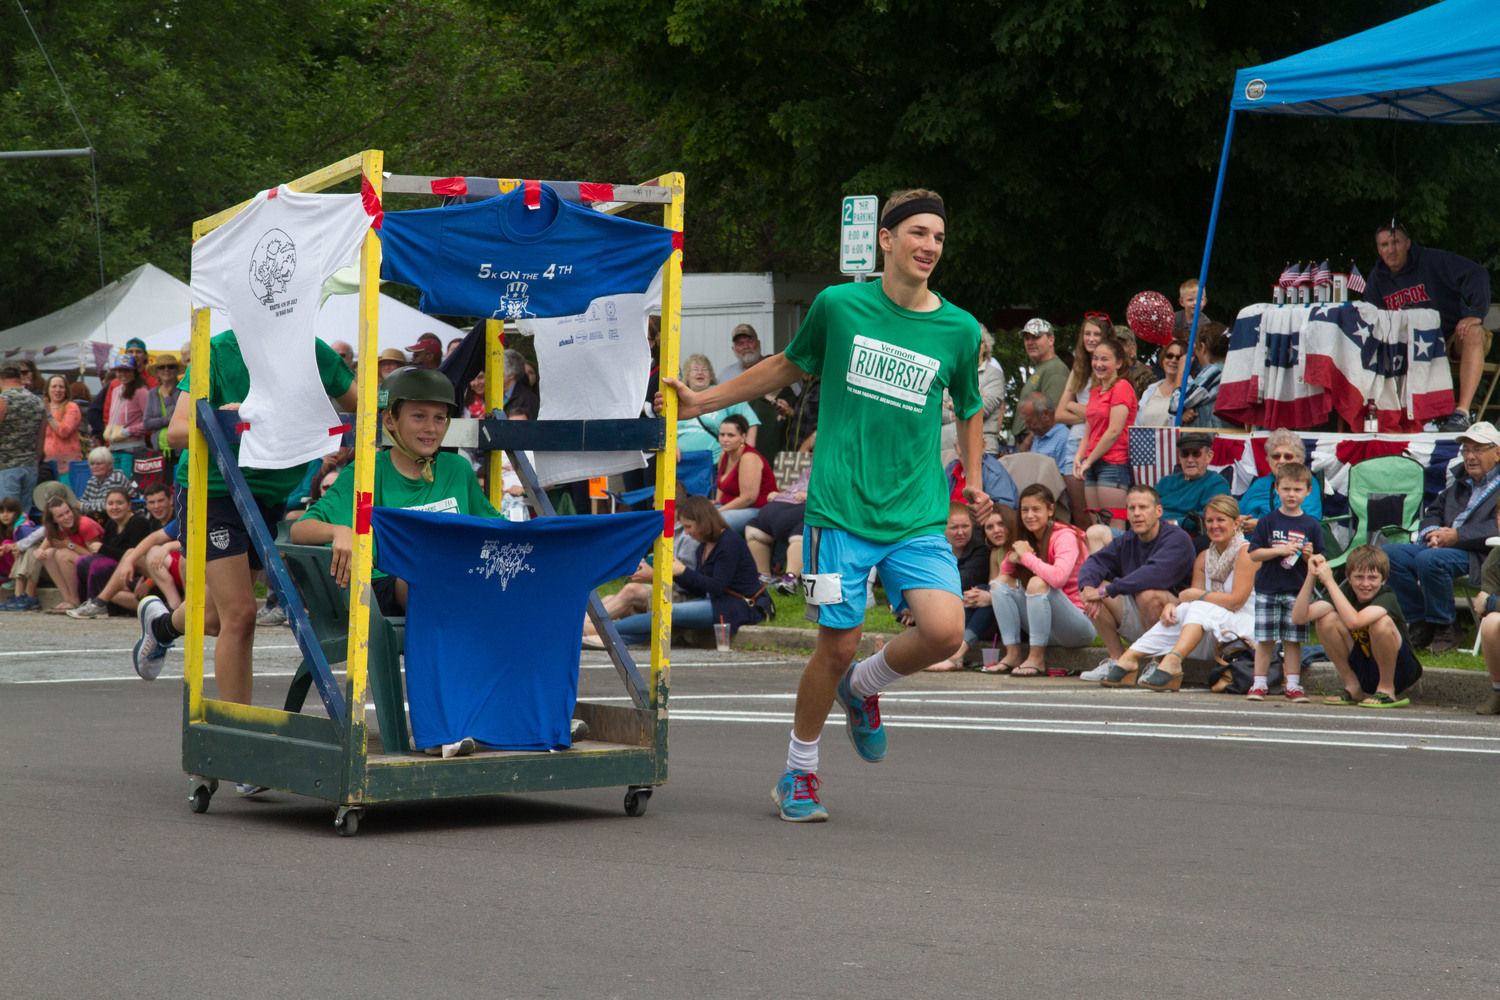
660,188,993,821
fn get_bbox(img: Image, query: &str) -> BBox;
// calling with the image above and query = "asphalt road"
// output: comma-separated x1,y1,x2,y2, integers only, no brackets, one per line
4,618,1499,999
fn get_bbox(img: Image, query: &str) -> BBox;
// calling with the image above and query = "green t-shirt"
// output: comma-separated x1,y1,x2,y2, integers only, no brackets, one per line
302,450,499,578
784,280,981,542
1011,356,1070,433
176,331,355,502
1337,580,1409,650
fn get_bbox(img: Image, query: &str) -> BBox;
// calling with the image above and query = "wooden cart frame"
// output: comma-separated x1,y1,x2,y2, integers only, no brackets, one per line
180,150,683,834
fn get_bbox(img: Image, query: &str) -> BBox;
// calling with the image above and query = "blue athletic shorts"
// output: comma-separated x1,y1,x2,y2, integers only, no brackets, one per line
801,527,961,630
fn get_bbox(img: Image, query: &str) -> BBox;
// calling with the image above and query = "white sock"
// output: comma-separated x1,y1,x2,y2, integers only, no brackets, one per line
848,646,902,699
787,732,819,774
1286,673,1301,689
1251,675,1268,690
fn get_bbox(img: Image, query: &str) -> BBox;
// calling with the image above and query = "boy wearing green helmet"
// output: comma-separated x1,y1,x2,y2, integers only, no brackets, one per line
290,365,499,616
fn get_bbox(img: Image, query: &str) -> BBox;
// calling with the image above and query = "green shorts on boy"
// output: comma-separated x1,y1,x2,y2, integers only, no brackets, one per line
1247,462,1325,701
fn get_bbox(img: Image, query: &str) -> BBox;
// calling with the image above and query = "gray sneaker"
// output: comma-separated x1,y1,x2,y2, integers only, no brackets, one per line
255,603,288,627
133,596,172,680
773,573,798,596
1079,658,1117,683
66,598,109,619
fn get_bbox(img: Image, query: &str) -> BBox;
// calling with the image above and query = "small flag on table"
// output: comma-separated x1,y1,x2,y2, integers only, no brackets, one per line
1311,259,1331,287
1348,261,1366,295
1278,263,1301,288
1292,265,1312,288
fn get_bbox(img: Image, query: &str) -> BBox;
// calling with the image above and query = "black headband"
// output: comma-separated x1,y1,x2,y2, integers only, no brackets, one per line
880,197,947,233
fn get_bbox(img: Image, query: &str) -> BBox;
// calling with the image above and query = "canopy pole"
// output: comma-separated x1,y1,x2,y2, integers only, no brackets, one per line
1177,109,1237,428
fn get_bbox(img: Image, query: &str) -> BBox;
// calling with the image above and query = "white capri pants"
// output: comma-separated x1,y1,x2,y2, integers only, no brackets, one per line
1127,598,1254,660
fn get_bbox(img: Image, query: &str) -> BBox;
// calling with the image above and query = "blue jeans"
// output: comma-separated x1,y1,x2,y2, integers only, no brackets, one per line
0,464,38,515
1084,460,1131,488
719,507,759,535
963,604,996,645
616,598,716,645
1381,542,1470,625
990,582,1097,648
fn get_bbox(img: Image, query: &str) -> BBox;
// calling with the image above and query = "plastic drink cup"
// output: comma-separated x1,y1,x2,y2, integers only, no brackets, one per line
713,623,731,652
982,648,1001,668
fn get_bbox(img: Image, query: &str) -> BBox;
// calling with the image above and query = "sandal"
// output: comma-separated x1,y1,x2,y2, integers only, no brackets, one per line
1100,663,1139,687
45,601,79,615
1359,692,1410,709
1323,689,1360,706
980,659,1019,674
922,657,963,672
1010,664,1043,677
1140,653,1183,691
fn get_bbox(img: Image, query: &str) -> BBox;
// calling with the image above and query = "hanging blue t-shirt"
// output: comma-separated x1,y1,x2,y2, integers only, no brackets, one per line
379,184,678,320
372,507,661,751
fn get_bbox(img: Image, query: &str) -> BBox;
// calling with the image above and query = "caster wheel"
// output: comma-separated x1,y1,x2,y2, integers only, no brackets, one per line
624,787,652,817
188,778,217,814
334,806,363,837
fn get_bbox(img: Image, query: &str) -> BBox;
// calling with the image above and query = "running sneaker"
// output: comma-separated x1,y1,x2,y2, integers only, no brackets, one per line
1284,685,1309,703
235,783,269,797
66,598,109,619
1079,658,1117,683
835,666,887,763
773,573,799,596
441,736,477,758
1246,684,1269,701
771,769,828,822
255,603,288,627
12,595,40,612
133,596,172,681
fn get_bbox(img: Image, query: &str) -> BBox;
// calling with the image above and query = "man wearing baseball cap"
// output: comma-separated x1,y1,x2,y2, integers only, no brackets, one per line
407,333,444,369
1381,420,1500,653
1009,318,1069,443
717,323,764,383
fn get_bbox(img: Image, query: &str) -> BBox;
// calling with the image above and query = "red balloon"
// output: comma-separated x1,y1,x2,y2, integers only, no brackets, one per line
1126,290,1176,345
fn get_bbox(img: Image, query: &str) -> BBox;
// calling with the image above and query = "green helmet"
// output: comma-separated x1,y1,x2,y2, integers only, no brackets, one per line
378,365,459,415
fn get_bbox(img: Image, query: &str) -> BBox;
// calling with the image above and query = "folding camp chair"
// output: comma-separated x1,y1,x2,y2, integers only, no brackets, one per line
998,451,1069,518
1319,454,1426,570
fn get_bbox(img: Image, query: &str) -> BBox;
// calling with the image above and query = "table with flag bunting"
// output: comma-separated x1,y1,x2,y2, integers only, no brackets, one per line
1129,426,1461,522
1215,302,1451,431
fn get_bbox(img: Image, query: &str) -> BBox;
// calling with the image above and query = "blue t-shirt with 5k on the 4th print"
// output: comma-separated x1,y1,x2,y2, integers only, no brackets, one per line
379,184,678,320
1249,508,1325,594
372,507,661,751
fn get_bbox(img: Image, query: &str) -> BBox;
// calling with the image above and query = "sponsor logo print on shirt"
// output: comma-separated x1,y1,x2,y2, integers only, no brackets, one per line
406,498,459,514
248,228,298,313
846,335,940,409
469,539,536,590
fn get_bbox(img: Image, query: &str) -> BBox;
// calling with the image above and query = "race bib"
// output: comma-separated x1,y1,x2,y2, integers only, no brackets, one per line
801,572,844,606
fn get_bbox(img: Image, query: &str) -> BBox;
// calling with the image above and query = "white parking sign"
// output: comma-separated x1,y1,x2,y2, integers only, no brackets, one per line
840,196,878,275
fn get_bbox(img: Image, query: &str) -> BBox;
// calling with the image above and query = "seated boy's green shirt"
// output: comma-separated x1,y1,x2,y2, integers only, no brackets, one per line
302,451,499,578
175,331,354,503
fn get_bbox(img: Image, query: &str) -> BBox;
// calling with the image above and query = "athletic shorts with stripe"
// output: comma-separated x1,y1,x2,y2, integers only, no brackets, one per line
801,527,961,631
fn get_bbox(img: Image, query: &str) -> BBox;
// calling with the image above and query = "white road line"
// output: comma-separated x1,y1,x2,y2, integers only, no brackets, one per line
0,644,305,658
664,712,1500,754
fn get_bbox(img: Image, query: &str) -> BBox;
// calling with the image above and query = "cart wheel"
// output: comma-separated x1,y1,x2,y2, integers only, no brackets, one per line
334,806,363,837
187,777,218,814
624,787,652,817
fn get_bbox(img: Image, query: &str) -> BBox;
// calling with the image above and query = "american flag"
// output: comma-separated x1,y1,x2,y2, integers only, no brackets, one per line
1311,259,1331,287
1129,426,1179,487
1291,264,1312,288
1278,263,1302,288
1348,261,1366,295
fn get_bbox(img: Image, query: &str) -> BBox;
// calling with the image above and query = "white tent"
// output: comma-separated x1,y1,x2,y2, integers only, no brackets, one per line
0,262,466,370
0,264,191,371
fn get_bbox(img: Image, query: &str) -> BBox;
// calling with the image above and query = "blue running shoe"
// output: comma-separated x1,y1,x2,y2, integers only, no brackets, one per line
771,769,828,822
836,666,887,763
134,596,172,681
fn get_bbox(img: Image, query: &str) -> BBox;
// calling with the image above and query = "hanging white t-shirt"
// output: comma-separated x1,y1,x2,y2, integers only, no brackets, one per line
190,185,376,469
516,271,660,487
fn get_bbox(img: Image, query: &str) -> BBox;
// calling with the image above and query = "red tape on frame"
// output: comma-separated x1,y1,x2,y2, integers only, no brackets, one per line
267,187,279,199
523,179,541,208
328,423,351,436
234,422,250,434
430,176,468,196
361,175,384,230
355,492,373,535
672,231,683,251
578,182,614,203
662,499,674,538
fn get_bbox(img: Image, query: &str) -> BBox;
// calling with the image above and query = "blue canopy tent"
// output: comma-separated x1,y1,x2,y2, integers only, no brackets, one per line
1180,0,1500,425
